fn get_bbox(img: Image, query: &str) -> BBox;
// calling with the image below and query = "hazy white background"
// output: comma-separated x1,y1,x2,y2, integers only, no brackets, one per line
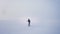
0,0,60,34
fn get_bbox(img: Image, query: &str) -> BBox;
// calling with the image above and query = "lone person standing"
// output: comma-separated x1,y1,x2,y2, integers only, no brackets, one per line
28,18,31,27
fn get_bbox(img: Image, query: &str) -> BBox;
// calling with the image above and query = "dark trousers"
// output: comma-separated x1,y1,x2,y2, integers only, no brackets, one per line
28,22,30,26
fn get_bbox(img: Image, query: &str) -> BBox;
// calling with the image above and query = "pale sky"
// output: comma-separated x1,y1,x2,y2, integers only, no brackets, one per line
0,0,60,19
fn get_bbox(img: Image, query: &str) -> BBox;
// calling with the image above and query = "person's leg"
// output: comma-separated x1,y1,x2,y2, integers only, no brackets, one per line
28,22,30,26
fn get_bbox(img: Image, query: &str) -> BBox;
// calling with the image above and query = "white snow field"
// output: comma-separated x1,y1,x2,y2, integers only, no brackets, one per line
0,18,60,34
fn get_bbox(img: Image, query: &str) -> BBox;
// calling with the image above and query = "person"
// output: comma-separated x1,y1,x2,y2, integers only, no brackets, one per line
28,18,31,27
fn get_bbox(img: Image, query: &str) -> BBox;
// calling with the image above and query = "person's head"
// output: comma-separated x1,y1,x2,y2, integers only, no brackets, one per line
28,18,30,20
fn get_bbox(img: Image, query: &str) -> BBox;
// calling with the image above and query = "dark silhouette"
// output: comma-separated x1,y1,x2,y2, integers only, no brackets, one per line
28,18,31,27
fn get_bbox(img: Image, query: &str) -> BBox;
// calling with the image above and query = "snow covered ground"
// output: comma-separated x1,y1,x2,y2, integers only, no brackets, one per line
0,19,60,34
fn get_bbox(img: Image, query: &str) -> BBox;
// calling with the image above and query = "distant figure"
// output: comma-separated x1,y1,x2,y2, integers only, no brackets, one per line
28,18,31,27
